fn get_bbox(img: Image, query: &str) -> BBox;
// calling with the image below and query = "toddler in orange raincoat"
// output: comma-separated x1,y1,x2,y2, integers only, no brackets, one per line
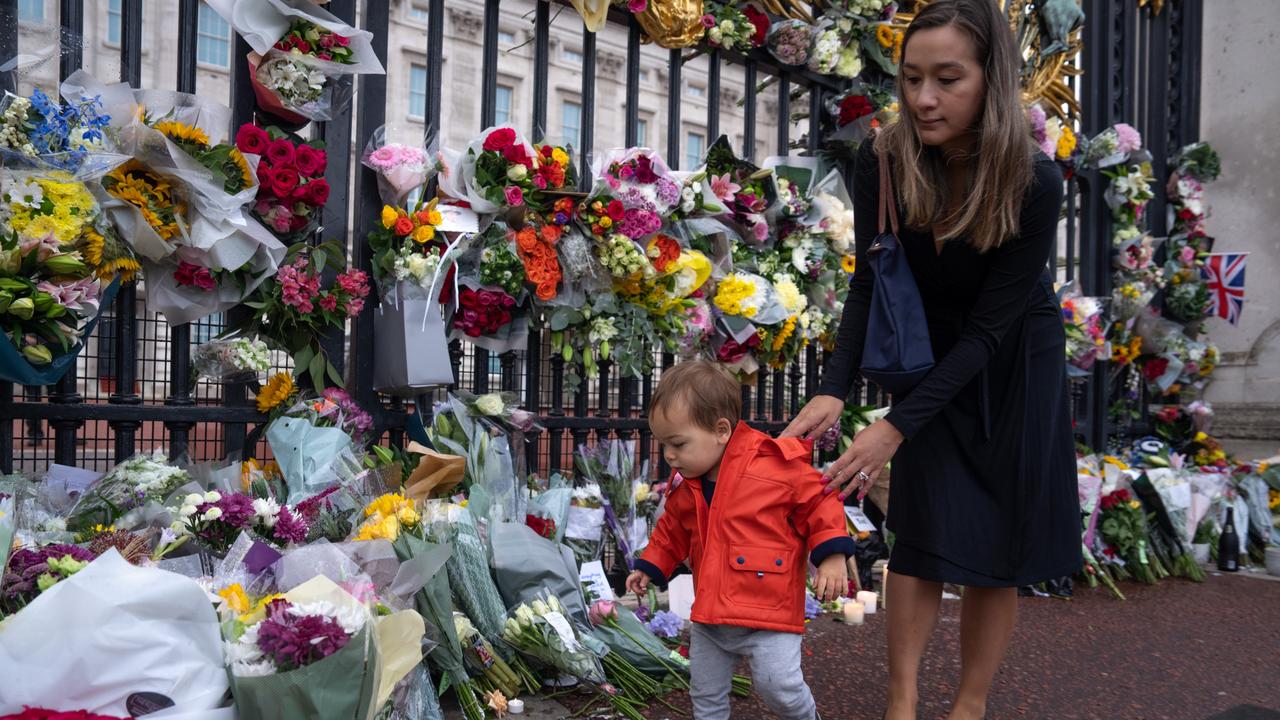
627,361,852,720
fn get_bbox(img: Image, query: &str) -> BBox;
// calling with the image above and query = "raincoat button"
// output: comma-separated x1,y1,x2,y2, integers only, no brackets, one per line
737,556,745,564
757,572,764,578
775,559,783,566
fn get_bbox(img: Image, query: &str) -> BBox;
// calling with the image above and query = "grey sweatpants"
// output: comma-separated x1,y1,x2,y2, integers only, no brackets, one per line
689,623,817,720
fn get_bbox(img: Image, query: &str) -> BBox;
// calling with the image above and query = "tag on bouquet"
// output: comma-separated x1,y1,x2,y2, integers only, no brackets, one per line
436,204,480,233
579,560,615,602
46,463,104,496
844,506,877,533
544,610,582,651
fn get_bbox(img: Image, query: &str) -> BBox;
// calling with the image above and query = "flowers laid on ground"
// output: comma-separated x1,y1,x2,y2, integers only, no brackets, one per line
0,543,95,614
225,597,367,677
236,124,329,241
501,592,606,684
67,450,189,532
172,490,309,554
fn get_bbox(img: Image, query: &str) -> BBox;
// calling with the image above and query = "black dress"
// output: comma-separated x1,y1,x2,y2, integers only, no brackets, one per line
818,140,1082,587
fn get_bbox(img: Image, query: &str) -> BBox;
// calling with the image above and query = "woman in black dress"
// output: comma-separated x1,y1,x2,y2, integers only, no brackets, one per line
781,2,1080,718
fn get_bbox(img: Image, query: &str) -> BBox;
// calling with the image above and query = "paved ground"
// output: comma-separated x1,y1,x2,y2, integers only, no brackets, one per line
472,568,1280,720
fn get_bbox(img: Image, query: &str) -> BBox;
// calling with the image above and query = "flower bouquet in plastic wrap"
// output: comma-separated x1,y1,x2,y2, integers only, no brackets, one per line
206,0,385,123
65,450,190,534
704,135,777,248
500,590,606,685
361,124,439,205
191,335,272,383
1057,284,1109,379
564,482,606,565
439,125,539,215
426,393,523,522
265,389,373,504
577,147,681,280
575,439,650,571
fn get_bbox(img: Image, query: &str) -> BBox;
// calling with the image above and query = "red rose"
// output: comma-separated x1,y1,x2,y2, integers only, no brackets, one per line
503,143,532,167
606,199,625,221
270,168,300,197
255,165,276,196
294,144,327,177
482,127,517,152
304,178,331,205
743,6,770,46
266,138,296,168
839,94,875,125
295,39,312,53
235,123,270,155
1142,357,1170,382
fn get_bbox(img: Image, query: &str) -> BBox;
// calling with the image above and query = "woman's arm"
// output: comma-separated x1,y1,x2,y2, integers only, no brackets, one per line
883,159,1064,440
815,140,880,400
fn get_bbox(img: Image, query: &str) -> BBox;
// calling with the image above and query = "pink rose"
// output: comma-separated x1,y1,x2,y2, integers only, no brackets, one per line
589,600,619,626
628,0,648,11
701,13,716,28
504,185,524,206
1179,246,1195,264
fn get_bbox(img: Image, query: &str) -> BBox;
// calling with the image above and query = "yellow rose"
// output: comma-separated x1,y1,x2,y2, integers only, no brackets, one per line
600,216,612,229
552,148,570,166
428,210,443,226
397,506,421,527
1129,500,1142,510
413,224,435,243
381,205,397,229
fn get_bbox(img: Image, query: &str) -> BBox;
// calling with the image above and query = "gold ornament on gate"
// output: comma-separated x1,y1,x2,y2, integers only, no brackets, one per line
636,0,705,49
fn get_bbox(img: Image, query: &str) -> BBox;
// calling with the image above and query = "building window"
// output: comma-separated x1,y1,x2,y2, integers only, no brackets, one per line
563,48,583,65
407,4,429,21
495,85,513,126
18,0,43,22
409,64,428,119
687,84,705,99
562,100,581,148
106,0,122,44
196,3,232,68
639,68,651,83
686,131,705,169
498,30,516,45
636,118,648,147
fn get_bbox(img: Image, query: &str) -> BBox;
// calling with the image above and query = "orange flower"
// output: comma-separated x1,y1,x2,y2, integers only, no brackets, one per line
542,224,563,243
647,234,681,272
537,281,557,300
393,215,414,236
414,210,434,226
515,227,539,252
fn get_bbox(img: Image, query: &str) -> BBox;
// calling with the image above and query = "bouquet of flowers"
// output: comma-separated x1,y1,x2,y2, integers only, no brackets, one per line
473,223,527,298
1082,123,1143,169
1098,487,1168,584
577,197,651,279
1060,291,1108,377
171,489,308,555
1163,264,1211,324
67,450,190,533
564,482,606,564
811,13,868,78
704,136,776,247
1028,105,1079,165
210,0,385,123
149,114,257,202
0,86,115,174
0,543,95,615
668,169,728,221
453,611,528,700
532,142,577,197
767,19,812,66
368,198,446,296
234,243,369,393
501,591,607,685
191,335,272,383
701,2,762,52
363,134,437,204
515,222,565,302
441,126,539,214
451,285,518,338
236,123,330,241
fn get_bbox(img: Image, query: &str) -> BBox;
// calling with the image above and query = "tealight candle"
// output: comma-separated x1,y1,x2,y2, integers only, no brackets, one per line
842,600,865,625
856,590,878,615
509,698,525,714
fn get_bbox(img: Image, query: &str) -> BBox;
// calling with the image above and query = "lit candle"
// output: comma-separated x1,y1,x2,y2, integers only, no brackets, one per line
841,600,865,625
882,564,890,610
857,590,878,615
509,698,525,714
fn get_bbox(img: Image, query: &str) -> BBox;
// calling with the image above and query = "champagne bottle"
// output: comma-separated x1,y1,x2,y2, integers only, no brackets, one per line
1217,507,1240,572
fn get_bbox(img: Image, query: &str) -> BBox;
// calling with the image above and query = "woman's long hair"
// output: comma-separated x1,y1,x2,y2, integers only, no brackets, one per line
876,0,1035,253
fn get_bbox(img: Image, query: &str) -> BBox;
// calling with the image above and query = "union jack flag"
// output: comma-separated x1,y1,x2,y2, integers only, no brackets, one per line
1199,252,1248,325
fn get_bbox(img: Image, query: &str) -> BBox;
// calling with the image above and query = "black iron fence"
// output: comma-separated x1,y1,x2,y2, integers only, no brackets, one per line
0,0,1203,477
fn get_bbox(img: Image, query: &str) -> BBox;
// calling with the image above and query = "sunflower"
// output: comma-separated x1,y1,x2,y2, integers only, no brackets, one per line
256,372,295,413
841,254,857,273
153,120,210,151
229,148,254,189
875,24,895,48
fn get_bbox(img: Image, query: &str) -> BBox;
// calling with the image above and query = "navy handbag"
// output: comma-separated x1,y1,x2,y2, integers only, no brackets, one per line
859,149,935,394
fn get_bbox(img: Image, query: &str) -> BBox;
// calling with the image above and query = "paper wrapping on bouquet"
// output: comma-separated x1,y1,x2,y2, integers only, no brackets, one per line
266,416,355,504
0,550,228,716
564,505,605,542
373,282,455,396
0,278,119,386
763,155,821,198
490,521,590,628
446,278,530,355
402,442,465,501
231,625,380,720
204,0,384,73
361,124,440,205
143,213,287,326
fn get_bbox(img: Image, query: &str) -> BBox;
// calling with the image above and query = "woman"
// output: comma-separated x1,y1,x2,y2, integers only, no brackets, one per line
781,1,1081,718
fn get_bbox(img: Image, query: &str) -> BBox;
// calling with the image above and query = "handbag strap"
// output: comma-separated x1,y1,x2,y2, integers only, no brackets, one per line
877,149,899,237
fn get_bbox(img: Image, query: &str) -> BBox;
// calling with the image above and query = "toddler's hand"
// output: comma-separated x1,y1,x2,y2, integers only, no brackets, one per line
813,555,849,603
625,570,650,597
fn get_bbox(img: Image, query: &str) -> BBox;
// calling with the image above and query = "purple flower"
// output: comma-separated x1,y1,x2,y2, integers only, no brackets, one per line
654,178,680,207
645,610,684,638
255,606,352,671
272,507,309,545
618,208,662,238
815,423,841,453
1115,123,1142,154
1,544,96,612
37,276,101,313
208,493,256,528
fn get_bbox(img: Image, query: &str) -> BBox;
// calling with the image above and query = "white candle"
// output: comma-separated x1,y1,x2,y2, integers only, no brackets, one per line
841,600,865,625
509,698,525,714
857,590,878,615
882,564,890,610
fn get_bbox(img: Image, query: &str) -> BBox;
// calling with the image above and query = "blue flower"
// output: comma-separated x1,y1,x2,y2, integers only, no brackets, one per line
804,594,822,619
644,610,684,639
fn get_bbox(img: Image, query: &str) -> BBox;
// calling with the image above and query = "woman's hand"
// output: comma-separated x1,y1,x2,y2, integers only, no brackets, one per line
822,418,904,499
780,394,845,440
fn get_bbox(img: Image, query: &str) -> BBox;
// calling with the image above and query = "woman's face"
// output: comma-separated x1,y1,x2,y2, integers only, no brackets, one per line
901,25,985,154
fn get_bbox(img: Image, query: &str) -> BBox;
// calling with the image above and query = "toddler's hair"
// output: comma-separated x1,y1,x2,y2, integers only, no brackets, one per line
651,360,742,431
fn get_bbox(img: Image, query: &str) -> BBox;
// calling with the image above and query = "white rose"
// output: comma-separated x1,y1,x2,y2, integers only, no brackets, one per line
473,393,506,416
406,253,429,281
719,19,735,34
507,164,528,181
